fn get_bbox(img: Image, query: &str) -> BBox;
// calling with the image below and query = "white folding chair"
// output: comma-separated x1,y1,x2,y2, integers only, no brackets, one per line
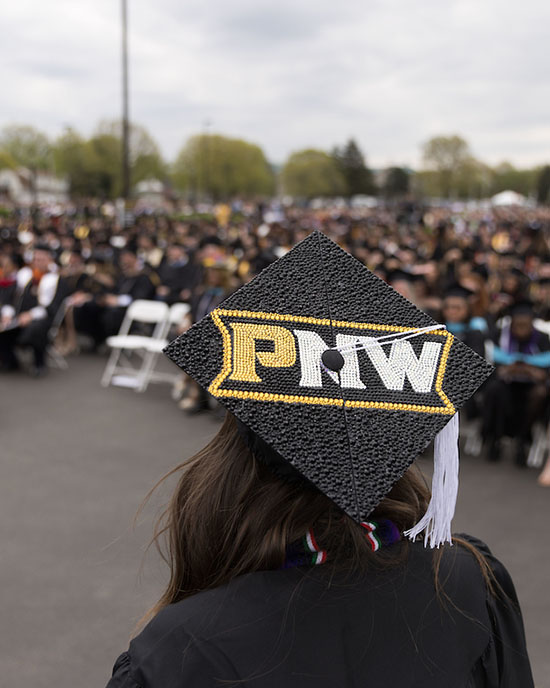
135,302,191,392
527,422,550,468
528,321,550,467
462,416,483,457
101,300,170,390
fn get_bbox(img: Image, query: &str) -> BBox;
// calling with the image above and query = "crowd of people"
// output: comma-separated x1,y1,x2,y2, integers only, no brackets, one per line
1,200,550,484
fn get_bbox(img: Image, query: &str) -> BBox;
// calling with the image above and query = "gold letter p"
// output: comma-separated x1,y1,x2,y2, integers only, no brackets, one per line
228,322,296,383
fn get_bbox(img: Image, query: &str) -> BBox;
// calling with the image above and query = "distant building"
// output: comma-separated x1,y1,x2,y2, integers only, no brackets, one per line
0,168,69,205
134,178,172,211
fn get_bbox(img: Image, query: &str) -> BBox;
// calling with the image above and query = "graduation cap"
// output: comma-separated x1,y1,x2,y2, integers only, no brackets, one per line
33,242,55,255
509,300,535,316
385,268,422,284
444,283,475,300
164,232,493,547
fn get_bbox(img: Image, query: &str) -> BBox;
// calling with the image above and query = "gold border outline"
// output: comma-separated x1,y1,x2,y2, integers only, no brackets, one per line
208,308,455,415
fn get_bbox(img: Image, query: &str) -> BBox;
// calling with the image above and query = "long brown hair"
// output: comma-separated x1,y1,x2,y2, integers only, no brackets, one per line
141,412,496,625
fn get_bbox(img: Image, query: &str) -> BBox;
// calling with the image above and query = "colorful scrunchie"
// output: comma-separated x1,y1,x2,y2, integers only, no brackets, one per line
282,518,401,568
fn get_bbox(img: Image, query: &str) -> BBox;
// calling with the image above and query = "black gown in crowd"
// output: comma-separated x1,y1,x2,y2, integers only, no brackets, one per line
0,273,68,368
156,260,202,304
73,272,156,343
106,535,533,687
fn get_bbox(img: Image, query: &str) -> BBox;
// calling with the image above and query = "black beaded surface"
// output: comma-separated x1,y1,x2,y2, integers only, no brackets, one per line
164,231,494,522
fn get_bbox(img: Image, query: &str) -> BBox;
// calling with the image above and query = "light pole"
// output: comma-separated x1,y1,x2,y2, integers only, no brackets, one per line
203,118,212,204
121,0,130,204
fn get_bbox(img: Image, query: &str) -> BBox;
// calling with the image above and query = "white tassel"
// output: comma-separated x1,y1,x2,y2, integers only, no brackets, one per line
404,412,460,548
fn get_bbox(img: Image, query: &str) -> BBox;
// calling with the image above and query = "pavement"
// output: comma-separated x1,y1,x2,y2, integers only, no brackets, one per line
1,353,549,688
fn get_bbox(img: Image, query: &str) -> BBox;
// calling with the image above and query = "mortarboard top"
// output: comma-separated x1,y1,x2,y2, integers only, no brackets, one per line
509,300,535,316
33,242,54,255
386,268,422,284
444,283,475,300
164,231,493,532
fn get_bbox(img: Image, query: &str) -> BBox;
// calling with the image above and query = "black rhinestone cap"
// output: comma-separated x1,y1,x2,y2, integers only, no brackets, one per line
164,231,494,522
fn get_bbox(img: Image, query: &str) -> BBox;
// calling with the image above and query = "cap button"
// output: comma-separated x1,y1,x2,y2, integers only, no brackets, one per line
321,348,345,372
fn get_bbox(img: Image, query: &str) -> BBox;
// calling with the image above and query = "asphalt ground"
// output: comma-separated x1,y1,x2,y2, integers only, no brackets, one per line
1,353,549,688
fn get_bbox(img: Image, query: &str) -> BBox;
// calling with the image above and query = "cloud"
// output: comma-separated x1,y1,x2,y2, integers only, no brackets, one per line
1,0,549,168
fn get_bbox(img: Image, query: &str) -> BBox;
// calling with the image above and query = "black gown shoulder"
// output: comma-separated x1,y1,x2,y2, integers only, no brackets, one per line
106,536,533,688
454,534,533,688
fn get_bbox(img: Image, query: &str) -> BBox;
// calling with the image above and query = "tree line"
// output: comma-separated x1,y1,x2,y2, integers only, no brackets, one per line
1,123,549,203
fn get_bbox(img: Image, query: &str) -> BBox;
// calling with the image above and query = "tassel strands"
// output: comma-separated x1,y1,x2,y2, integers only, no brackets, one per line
404,412,460,548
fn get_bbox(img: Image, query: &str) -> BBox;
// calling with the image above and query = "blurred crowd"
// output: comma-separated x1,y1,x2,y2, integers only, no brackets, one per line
2,200,550,483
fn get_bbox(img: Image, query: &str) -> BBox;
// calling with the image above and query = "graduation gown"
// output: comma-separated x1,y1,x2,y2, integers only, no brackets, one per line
0,268,69,367
115,273,156,302
156,260,201,305
105,535,533,688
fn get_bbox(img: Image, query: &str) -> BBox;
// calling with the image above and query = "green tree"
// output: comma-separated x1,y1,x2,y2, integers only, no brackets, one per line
537,165,550,204
489,162,537,197
96,120,167,187
53,121,166,199
173,134,274,200
383,167,410,198
0,150,17,170
53,128,98,196
281,149,346,199
87,133,123,198
0,124,53,171
412,170,439,198
454,157,493,199
54,129,120,198
416,156,491,200
332,139,375,196
421,135,472,198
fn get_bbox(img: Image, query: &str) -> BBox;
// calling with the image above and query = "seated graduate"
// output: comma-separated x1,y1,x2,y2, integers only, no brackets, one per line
441,284,493,423
0,252,24,311
54,250,102,355
73,249,155,346
106,233,533,688
155,243,201,305
0,245,67,375
441,283,490,358
532,275,550,321
482,301,550,465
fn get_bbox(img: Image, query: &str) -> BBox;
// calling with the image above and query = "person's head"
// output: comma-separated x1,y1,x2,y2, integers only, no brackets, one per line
147,413,430,616
387,270,416,302
166,244,186,264
67,251,84,270
138,234,155,250
536,277,550,301
119,250,139,274
32,247,53,274
0,253,22,275
510,303,535,342
442,295,469,324
501,270,522,296
203,262,228,288
442,285,474,324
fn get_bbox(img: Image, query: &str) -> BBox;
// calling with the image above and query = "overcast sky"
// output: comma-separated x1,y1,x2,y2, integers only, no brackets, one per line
2,0,549,168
